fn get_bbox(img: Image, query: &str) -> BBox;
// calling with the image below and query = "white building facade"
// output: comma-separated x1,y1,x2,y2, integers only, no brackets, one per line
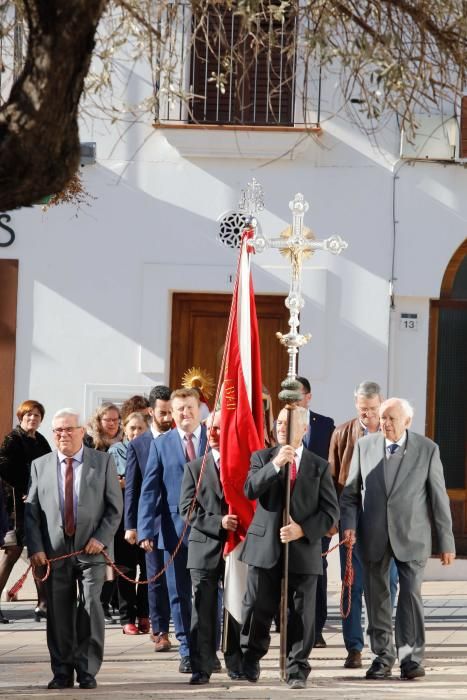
1,8,466,550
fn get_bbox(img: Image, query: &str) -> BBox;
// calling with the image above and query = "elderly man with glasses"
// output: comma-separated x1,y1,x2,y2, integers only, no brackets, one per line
25,408,122,690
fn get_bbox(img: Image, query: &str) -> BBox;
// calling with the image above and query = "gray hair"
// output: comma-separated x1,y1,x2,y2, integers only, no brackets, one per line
52,408,81,426
295,406,309,426
279,406,308,426
354,381,382,399
381,398,414,420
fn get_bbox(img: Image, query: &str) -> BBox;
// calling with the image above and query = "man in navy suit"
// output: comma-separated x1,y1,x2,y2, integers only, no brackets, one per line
296,376,335,648
138,388,207,673
124,385,172,651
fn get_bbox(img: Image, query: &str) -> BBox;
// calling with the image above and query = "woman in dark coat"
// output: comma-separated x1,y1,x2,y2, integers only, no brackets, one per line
0,400,51,623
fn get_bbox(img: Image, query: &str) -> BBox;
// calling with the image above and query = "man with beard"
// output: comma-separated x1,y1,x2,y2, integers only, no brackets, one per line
124,385,172,651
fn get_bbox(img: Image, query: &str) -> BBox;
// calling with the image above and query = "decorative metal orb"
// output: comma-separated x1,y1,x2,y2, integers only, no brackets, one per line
217,211,262,249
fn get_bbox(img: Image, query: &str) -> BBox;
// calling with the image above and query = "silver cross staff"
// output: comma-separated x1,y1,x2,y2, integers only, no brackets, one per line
249,191,348,388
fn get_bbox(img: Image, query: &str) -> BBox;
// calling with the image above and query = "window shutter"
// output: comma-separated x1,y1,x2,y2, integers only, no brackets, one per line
190,4,295,126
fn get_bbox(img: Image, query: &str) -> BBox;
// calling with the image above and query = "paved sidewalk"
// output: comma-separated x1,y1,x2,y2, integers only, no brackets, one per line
1,581,466,700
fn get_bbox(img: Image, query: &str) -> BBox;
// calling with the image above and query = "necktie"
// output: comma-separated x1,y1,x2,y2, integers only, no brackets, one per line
290,459,297,490
64,457,75,536
388,443,399,455
185,433,196,462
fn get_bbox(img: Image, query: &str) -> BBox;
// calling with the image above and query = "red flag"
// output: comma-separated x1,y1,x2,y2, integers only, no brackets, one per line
220,231,264,553
220,231,264,622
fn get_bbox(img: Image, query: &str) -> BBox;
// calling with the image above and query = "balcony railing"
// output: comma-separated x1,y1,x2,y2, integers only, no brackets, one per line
154,3,321,128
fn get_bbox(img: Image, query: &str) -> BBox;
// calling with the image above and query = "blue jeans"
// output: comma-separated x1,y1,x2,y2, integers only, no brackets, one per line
145,548,171,634
164,544,192,658
339,537,399,652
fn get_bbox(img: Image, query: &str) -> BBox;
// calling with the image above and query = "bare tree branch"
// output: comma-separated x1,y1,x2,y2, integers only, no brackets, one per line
0,0,108,211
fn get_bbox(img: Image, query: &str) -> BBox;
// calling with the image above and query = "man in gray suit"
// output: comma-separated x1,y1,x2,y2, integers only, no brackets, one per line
340,398,455,681
25,408,122,690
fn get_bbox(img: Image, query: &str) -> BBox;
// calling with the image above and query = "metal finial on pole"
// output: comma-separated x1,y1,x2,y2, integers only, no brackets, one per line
238,177,264,218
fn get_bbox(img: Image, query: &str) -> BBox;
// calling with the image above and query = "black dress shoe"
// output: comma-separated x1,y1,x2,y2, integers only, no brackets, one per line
78,674,97,689
365,659,392,680
47,675,74,689
0,608,9,624
34,606,47,622
314,633,327,648
178,656,192,673
227,670,246,680
189,672,210,685
400,661,425,680
242,659,260,682
287,678,307,689
212,655,222,672
102,604,114,624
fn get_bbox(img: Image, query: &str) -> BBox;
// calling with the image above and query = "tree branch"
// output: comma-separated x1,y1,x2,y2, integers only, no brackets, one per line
0,0,108,211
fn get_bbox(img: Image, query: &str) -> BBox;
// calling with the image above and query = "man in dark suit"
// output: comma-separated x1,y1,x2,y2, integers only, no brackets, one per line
340,398,455,681
297,377,335,459
296,376,335,648
179,410,242,685
124,385,172,651
239,406,339,690
138,388,207,673
25,408,122,690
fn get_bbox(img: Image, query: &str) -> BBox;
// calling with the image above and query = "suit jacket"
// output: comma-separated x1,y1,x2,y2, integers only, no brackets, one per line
303,410,335,461
239,446,339,575
179,453,228,570
25,446,123,566
124,430,161,533
137,426,207,550
340,430,455,562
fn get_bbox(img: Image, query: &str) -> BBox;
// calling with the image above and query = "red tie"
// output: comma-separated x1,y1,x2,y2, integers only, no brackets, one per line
64,457,75,536
185,433,196,462
290,459,297,491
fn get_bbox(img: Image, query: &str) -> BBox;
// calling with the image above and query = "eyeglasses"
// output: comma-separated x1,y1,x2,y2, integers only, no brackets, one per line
53,427,82,435
101,418,119,423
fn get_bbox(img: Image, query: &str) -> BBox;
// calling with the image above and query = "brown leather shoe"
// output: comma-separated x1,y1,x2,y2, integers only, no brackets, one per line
344,649,362,668
138,617,150,634
154,632,171,652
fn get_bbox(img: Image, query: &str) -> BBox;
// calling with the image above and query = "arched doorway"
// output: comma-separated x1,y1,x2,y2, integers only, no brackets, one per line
426,240,467,554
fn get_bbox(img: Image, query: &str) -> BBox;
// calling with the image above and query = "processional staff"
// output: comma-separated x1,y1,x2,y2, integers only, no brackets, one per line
241,179,348,680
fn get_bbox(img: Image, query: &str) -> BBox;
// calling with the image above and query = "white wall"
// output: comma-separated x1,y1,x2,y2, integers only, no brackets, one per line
1,77,466,441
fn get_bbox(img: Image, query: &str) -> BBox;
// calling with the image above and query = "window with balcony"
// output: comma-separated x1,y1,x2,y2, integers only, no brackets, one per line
189,3,296,126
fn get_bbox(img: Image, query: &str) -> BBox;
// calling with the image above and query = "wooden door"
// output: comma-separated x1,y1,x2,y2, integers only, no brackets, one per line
0,259,18,440
426,240,467,554
169,292,289,418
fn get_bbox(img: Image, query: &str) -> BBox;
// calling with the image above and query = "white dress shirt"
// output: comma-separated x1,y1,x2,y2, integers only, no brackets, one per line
273,444,304,473
177,424,202,457
385,431,407,456
57,445,84,525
